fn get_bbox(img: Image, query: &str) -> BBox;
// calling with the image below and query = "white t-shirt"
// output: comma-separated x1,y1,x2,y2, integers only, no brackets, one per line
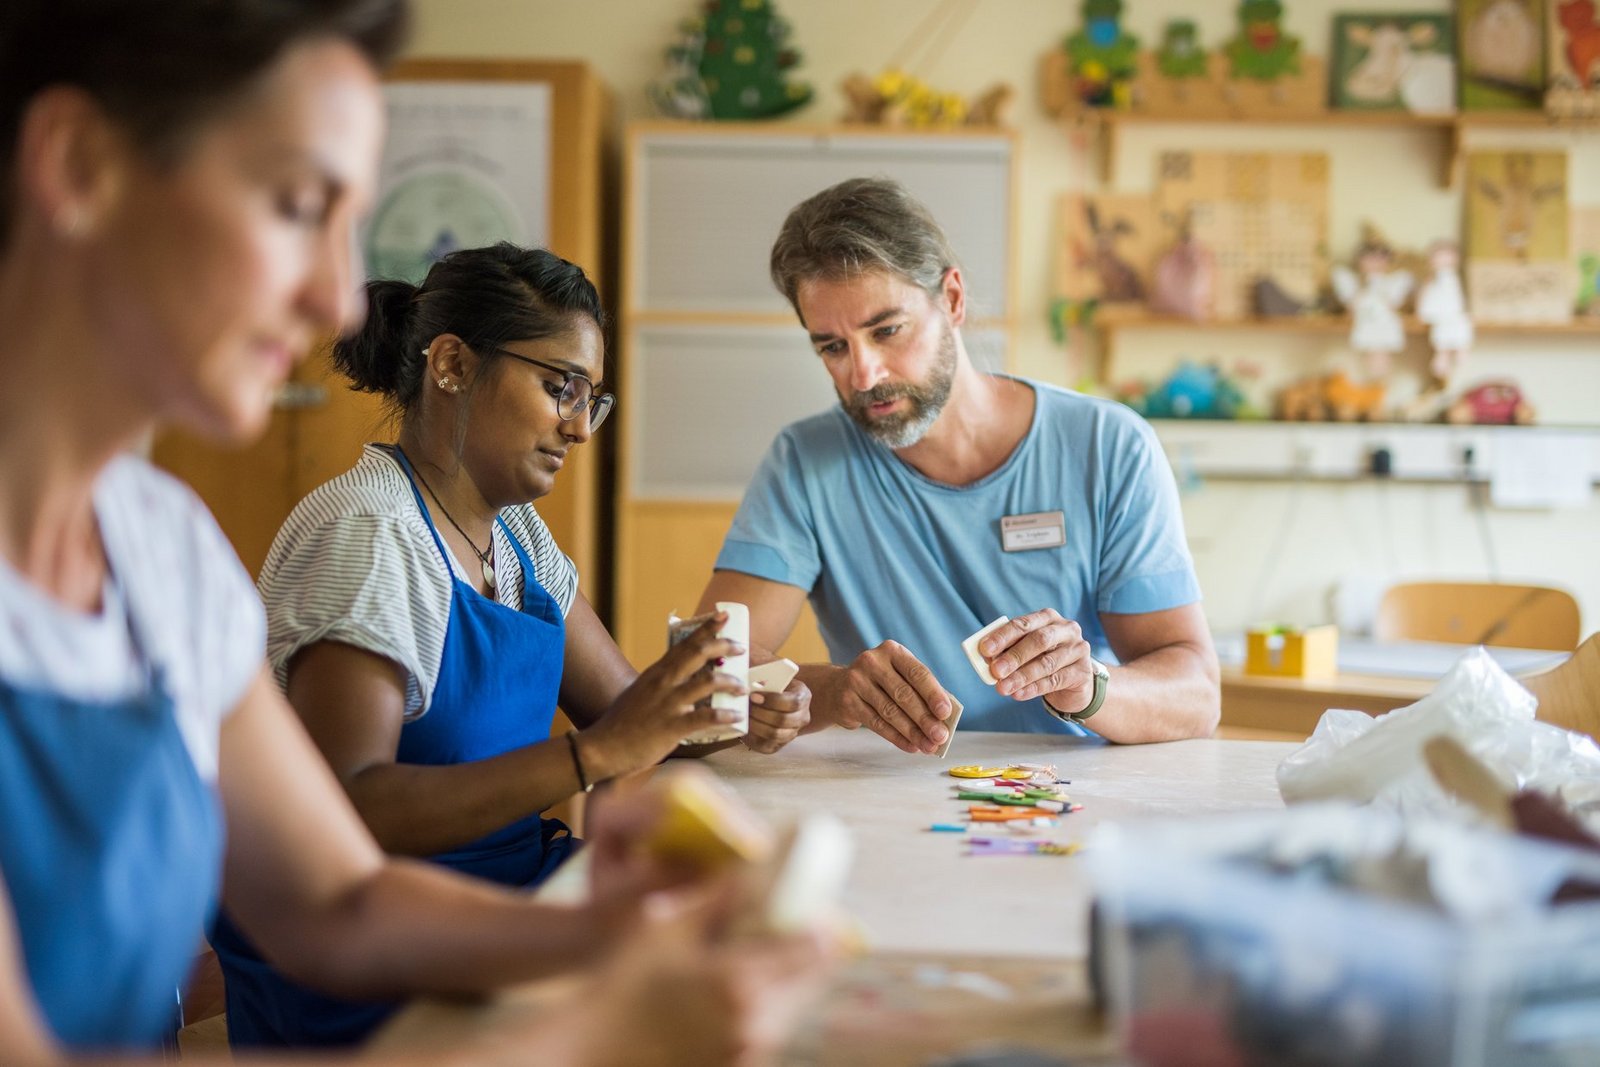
0,456,266,781
257,445,578,720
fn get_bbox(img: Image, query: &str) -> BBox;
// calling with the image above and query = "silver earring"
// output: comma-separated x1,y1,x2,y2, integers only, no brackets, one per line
55,206,89,239
437,376,452,390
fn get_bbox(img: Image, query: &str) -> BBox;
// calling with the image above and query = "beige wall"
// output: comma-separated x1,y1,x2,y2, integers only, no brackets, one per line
410,0,1600,637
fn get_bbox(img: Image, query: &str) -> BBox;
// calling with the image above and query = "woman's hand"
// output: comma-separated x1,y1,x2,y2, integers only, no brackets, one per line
743,678,810,755
577,612,746,782
568,881,835,1067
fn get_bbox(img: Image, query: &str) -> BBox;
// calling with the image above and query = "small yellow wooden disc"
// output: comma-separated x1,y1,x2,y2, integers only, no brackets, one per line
949,765,1005,778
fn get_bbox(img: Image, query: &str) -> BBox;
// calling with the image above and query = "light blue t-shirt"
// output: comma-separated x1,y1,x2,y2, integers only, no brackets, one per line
714,379,1201,735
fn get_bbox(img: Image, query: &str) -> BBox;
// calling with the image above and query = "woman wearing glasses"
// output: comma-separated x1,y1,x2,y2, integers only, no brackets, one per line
212,242,814,1048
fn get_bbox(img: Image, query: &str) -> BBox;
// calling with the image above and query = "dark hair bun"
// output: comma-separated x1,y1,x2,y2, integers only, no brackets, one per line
331,278,418,396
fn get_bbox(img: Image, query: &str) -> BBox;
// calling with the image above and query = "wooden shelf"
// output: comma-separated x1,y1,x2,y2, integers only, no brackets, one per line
1145,419,1600,484
1097,311,1600,336
1090,310,1600,383
1066,107,1600,188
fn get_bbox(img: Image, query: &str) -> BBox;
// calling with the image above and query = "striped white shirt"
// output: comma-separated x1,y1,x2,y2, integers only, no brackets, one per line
257,445,577,720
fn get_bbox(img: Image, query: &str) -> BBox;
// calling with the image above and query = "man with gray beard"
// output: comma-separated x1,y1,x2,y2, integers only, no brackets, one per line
697,178,1220,749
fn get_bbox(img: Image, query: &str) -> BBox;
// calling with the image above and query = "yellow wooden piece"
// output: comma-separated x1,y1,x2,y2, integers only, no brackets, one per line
949,765,1006,779
646,772,773,871
1244,624,1338,680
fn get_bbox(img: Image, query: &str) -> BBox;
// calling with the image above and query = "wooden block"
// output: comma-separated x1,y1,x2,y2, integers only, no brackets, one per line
1244,624,1339,680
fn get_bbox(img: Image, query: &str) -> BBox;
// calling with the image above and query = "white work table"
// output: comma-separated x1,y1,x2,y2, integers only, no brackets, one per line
705,730,1293,960
377,731,1297,1065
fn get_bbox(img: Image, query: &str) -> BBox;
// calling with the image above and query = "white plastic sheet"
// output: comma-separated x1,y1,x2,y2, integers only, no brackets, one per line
1277,647,1600,834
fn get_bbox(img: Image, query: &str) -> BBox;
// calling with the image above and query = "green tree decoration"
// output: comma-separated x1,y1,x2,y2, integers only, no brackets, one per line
1225,0,1301,81
670,0,812,120
1157,20,1208,79
1064,0,1140,107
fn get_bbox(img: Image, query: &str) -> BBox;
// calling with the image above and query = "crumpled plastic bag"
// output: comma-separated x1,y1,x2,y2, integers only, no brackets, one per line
1277,647,1600,834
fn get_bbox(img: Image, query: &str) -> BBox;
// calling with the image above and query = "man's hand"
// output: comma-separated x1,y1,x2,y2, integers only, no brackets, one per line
743,678,811,755
824,641,953,755
980,609,1095,716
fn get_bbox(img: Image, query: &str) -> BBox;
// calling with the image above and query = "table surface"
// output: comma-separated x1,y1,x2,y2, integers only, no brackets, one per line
706,730,1294,960
1214,633,1567,680
1215,637,1568,737
374,732,1297,1065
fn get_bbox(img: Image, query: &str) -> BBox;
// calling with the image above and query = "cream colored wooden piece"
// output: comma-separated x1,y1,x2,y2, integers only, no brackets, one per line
372,731,1293,1064
1375,581,1581,652
1522,632,1600,740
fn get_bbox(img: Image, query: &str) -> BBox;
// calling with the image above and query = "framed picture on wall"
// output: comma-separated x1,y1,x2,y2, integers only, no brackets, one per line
1459,0,1547,110
364,77,552,284
1330,13,1456,113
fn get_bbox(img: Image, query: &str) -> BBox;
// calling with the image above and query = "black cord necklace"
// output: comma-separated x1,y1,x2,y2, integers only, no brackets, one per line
399,449,497,589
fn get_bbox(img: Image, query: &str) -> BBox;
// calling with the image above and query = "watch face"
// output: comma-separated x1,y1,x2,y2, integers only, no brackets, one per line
365,169,522,284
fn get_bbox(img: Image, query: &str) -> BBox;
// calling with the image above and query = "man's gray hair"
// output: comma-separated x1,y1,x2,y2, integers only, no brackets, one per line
769,177,960,316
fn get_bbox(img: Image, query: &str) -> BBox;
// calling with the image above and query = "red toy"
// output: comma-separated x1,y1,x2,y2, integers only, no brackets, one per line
1446,381,1536,425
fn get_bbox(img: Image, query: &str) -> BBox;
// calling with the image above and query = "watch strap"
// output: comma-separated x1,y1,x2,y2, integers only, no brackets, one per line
1048,657,1108,724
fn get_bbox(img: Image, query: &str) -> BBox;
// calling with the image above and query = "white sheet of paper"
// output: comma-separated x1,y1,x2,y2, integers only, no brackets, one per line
1489,433,1593,509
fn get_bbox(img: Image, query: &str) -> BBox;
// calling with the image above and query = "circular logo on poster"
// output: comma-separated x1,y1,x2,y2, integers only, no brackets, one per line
365,169,522,283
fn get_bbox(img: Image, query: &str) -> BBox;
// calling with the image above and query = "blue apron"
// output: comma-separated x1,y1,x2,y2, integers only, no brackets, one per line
214,448,577,1047
0,586,223,1051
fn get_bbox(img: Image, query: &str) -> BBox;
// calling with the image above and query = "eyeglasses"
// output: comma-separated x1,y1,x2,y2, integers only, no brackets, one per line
493,349,614,431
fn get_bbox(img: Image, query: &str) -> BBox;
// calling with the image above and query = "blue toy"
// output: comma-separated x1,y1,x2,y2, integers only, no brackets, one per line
1123,360,1249,419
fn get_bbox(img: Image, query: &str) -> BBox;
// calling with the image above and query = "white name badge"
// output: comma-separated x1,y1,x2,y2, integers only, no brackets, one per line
1000,511,1066,552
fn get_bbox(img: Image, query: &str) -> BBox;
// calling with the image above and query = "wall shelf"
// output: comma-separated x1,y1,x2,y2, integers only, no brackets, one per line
1090,309,1600,382
1148,418,1600,484
1064,107,1600,188
1098,310,1600,336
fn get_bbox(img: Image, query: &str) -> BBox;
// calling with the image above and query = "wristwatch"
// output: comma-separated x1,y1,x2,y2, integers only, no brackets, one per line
1047,657,1109,725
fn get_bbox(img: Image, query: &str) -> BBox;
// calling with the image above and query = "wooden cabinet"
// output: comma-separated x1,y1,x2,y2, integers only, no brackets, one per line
154,60,612,588
612,122,1018,666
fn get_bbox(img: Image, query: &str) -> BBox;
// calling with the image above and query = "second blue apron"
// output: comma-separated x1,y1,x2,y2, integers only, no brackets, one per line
214,449,575,1047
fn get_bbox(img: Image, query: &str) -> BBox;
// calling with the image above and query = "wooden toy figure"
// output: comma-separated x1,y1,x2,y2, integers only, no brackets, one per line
1226,0,1303,81
1157,20,1209,79
650,0,812,120
1415,238,1474,386
1331,237,1413,378
1066,0,1140,107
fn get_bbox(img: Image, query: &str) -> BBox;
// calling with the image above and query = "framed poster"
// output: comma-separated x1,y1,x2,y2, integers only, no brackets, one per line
1459,0,1546,110
1330,13,1455,113
364,81,551,283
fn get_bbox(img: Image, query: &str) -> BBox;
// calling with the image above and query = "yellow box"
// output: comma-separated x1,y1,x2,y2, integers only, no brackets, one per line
1245,625,1338,679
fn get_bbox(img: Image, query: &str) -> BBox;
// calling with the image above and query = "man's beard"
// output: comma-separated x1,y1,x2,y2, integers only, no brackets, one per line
843,323,957,449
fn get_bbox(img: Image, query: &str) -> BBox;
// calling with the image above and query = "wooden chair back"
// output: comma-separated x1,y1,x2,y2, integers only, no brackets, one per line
1375,582,1580,652
1521,633,1600,741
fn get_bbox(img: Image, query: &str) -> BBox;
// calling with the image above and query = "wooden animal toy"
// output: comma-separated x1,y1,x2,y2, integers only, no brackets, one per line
1447,381,1536,424
1321,370,1388,421
1079,201,1146,302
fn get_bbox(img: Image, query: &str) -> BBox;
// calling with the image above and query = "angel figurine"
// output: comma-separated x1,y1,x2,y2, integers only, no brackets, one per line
1414,238,1474,388
1331,238,1413,379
